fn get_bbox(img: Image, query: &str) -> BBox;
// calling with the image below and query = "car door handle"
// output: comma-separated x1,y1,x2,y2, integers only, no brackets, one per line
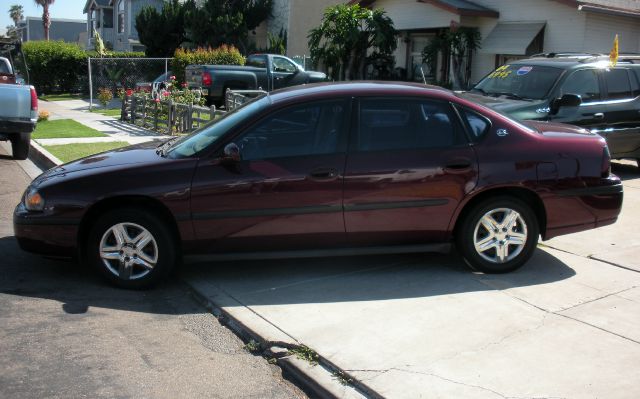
309,167,338,180
444,161,472,171
591,113,604,120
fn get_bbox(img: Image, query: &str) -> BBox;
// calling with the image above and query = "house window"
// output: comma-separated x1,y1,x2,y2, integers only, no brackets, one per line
117,0,125,34
90,8,98,36
103,9,113,29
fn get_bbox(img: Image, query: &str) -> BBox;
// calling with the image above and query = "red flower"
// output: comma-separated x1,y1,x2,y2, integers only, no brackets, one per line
181,82,187,88
126,89,133,96
154,97,160,103
163,91,170,97
170,75,176,81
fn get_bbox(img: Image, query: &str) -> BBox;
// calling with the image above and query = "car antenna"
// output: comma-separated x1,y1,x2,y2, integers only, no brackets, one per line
420,66,427,85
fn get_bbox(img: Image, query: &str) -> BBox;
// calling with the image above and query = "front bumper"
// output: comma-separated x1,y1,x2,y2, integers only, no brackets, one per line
13,203,79,258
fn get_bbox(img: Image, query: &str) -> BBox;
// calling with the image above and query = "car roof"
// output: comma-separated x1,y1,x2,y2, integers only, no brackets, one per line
268,81,456,103
507,55,640,70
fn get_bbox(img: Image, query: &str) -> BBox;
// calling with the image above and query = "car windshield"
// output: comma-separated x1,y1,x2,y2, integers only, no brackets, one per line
165,95,270,159
472,64,564,100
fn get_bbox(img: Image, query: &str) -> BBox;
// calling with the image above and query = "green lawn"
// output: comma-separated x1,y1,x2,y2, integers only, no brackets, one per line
40,93,84,101
43,142,130,163
33,119,106,139
91,108,122,117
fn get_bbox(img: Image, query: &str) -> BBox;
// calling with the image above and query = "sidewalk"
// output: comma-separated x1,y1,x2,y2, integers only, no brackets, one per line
37,98,166,146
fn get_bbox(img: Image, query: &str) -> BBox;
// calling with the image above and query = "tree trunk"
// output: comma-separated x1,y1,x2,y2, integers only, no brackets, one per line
43,4,51,41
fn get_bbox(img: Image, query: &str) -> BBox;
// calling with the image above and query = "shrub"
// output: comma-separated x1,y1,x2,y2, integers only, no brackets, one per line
97,87,114,108
37,110,50,122
23,41,86,94
172,45,245,84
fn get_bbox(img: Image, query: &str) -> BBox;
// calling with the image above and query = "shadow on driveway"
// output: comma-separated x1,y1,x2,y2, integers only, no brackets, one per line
1,234,575,314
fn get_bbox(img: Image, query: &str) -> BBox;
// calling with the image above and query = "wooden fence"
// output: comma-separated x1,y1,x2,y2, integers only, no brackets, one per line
121,95,226,134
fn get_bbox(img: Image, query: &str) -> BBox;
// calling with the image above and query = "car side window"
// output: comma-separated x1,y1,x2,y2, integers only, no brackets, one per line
560,69,600,103
237,100,346,161
246,55,267,68
457,107,490,141
273,57,297,73
604,69,633,100
358,98,463,151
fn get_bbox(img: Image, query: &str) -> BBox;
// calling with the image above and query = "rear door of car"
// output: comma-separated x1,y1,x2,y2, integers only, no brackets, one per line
342,96,478,247
600,67,640,158
189,98,351,253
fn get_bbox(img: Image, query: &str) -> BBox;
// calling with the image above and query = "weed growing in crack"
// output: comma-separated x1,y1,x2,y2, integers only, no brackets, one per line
332,370,354,386
289,345,319,366
243,339,260,353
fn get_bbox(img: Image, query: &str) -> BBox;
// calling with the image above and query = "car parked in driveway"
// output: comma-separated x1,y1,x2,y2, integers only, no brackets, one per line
463,53,640,168
14,82,623,288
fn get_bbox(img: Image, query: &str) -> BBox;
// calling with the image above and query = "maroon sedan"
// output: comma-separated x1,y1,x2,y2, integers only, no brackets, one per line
14,82,623,288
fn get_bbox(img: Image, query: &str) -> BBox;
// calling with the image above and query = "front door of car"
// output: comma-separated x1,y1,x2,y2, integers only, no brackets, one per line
272,56,307,90
343,97,478,247
599,67,640,158
189,99,350,253
549,68,609,129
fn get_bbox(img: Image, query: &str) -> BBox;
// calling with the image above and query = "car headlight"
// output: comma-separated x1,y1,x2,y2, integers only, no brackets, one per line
24,188,45,211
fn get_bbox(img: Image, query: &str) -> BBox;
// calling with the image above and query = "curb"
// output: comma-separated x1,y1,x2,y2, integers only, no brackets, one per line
185,281,382,399
29,140,62,169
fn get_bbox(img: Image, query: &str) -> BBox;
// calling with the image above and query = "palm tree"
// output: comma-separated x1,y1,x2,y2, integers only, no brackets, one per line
9,4,24,26
34,0,55,41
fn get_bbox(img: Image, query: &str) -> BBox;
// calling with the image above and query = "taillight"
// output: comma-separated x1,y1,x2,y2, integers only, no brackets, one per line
601,146,611,177
202,71,212,87
30,86,38,111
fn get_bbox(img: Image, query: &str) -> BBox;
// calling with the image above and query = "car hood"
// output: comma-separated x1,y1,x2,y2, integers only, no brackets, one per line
33,141,166,184
307,71,327,80
522,120,599,138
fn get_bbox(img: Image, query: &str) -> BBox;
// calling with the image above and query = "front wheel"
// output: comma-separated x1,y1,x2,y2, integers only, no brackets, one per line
87,208,176,289
11,135,29,160
456,197,539,273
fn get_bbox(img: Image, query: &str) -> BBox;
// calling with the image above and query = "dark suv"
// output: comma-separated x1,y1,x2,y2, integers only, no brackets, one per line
463,53,640,167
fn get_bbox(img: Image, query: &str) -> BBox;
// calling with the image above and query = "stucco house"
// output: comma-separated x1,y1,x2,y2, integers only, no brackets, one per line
349,0,640,85
83,0,163,52
18,17,86,44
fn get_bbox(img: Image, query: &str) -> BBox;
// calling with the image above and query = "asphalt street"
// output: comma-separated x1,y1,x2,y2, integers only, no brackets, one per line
0,145,307,399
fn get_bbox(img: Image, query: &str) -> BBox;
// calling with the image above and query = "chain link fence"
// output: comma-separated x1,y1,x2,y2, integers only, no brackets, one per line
88,57,172,110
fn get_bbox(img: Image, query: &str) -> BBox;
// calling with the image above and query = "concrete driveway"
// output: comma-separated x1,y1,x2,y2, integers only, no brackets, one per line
182,161,640,399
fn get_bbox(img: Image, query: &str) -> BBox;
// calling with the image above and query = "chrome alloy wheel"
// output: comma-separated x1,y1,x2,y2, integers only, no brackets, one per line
473,208,528,264
99,222,158,280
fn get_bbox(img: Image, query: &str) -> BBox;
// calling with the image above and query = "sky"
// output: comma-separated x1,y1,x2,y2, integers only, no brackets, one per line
1,1,86,35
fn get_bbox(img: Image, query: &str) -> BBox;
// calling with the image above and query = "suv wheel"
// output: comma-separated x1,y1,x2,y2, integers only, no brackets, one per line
11,135,29,160
87,208,176,289
457,197,539,273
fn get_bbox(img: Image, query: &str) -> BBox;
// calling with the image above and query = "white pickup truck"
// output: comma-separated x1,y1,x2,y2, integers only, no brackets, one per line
0,44,38,160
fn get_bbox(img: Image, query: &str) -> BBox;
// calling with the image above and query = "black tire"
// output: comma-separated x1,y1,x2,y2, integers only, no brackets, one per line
87,208,176,289
10,135,29,160
456,196,539,273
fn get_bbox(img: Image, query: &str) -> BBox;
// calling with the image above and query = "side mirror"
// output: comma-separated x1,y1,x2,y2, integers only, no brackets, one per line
222,142,241,163
550,93,582,114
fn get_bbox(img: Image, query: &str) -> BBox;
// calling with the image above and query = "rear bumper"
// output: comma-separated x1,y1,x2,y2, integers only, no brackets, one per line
0,119,36,135
14,204,78,258
543,177,623,240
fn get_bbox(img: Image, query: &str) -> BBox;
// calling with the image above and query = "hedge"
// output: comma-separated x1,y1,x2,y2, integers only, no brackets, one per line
22,40,146,94
172,45,245,84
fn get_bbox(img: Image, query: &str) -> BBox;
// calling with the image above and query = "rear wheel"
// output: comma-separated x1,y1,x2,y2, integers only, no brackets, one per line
457,197,539,273
10,135,29,160
87,208,176,289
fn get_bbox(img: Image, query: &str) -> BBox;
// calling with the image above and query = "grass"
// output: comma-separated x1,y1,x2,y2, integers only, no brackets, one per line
288,345,319,366
33,119,106,139
90,108,122,117
40,93,84,101
43,141,130,163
